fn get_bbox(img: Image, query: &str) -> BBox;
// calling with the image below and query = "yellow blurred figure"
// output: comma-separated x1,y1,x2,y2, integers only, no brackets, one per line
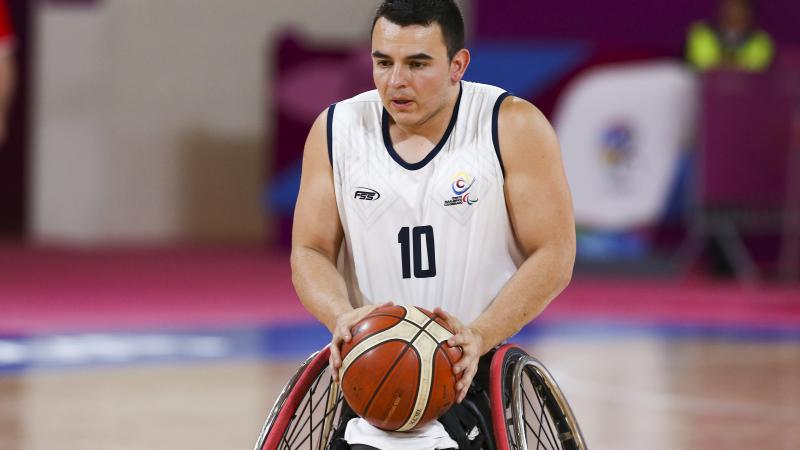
686,0,774,71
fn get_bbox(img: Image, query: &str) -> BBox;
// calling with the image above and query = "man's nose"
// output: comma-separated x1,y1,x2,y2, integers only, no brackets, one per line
388,65,408,89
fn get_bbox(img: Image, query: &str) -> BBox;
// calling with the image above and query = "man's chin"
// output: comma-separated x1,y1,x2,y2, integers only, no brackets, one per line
387,109,417,125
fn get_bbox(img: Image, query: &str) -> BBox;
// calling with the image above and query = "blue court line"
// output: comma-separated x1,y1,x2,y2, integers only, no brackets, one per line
1,320,797,375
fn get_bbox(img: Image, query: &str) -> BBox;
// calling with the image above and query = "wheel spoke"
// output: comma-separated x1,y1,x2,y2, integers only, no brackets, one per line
283,384,343,449
286,395,342,449
496,349,586,450
532,380,560,449
283,371,326,447
280,370,344,450
522,386,556,450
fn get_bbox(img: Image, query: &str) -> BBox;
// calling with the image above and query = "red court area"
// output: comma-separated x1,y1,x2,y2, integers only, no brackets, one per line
1,245,799,334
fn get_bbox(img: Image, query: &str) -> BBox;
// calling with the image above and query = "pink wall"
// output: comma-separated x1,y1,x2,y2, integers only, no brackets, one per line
476,0,800,54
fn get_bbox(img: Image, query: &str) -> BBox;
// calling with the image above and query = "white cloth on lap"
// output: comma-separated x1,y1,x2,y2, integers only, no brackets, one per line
344,417,458,450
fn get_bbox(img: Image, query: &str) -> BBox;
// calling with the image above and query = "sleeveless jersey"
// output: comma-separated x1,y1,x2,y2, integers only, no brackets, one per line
329,81,522,324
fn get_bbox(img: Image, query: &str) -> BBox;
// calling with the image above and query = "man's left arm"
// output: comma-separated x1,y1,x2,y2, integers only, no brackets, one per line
443,96,576,402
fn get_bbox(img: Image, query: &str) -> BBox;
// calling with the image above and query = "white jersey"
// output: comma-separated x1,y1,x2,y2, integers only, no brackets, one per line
329,81,522,324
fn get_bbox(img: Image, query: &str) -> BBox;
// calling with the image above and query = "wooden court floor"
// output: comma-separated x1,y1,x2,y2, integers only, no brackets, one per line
1,333,797,450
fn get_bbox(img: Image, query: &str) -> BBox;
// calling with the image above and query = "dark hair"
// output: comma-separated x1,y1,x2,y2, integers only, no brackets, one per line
371,0,465,60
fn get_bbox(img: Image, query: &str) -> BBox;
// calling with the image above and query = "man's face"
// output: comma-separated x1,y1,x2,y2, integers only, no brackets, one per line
371,17,455,129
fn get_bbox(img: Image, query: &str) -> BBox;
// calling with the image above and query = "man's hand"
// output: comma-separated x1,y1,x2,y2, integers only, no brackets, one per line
329,301,393,382
435,307,486,404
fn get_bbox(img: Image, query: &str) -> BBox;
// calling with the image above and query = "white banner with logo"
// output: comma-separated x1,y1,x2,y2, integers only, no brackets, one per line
554,61,698,231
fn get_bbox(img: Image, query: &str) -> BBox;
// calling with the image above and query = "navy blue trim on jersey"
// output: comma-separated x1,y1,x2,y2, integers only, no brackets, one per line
492,92,512,177
381,82,463,171
326,103,336,166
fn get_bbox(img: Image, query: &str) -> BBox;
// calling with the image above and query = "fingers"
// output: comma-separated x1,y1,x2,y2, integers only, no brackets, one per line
329,342,342,382
455,363,477,403
434,307,462,335
338,323,352,344
331,303,390,383
433,306,451,322
445,323,481,404
447,331,469,348
452,348,478,378
329,302,397,384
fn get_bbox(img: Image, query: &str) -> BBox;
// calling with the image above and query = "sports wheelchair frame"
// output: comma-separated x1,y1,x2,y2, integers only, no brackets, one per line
254,344,586,450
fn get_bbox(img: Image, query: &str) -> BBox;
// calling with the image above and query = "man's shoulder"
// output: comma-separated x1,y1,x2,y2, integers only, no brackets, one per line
462,80,508,100
497,96,541,124
497,96,554,152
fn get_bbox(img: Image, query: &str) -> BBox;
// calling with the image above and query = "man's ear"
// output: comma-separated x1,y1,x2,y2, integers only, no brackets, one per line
450,48,470,83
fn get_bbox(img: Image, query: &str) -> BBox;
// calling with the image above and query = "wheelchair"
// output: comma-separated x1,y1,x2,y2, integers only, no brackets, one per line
253,344,586,450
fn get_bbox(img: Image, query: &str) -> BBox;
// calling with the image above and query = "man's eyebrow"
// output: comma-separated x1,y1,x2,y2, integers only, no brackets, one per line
405,53,433,61
371,51,434,61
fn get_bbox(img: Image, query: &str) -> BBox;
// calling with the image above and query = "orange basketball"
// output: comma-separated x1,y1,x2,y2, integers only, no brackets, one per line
339,305,462,431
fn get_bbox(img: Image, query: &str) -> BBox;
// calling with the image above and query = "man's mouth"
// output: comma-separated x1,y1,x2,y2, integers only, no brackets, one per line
391,98,413,109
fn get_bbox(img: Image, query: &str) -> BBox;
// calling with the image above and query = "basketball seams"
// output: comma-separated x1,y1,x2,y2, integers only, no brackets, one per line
363,313,440,338
340,305,461,432
388,345,422,429
340,338,409,381
363,313,407,321
341,309,416,357
345,307,408,350
362,314,437,421
341,315,405,362
404,316,460,430
397,330,436,431
397,316,453,431
419,344,458,422
417,344,441,427
340,321,420,379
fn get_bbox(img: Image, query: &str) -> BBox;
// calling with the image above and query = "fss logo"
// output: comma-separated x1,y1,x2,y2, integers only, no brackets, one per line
354,187,381,201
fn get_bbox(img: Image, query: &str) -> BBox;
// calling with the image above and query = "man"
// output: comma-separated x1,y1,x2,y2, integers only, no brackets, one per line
291,0,575,448
686,0,774,71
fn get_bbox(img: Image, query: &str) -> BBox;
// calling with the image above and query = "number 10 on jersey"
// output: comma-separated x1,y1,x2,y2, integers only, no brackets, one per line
397,226,436,279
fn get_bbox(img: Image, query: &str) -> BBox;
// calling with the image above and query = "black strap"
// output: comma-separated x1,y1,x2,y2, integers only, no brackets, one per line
438,349,497,450
329,401,359,450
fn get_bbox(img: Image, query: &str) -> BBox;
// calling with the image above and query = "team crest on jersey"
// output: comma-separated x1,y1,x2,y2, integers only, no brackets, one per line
444,172,478,207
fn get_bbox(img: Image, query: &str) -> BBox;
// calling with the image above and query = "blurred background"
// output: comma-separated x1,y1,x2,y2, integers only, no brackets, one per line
0,0,798,449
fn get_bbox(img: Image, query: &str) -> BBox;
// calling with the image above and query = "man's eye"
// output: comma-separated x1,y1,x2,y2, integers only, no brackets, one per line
377,60,391,68
410,62,426,69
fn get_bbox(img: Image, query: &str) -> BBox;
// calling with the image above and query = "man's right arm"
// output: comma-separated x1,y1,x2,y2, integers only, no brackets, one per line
290,110,350,332
290,109,386,380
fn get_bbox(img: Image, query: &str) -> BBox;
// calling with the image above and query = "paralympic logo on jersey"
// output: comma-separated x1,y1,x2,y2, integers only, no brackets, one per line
444,172,478,206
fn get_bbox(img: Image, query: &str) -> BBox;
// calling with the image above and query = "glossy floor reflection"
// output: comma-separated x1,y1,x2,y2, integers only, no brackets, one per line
1,332,797,450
